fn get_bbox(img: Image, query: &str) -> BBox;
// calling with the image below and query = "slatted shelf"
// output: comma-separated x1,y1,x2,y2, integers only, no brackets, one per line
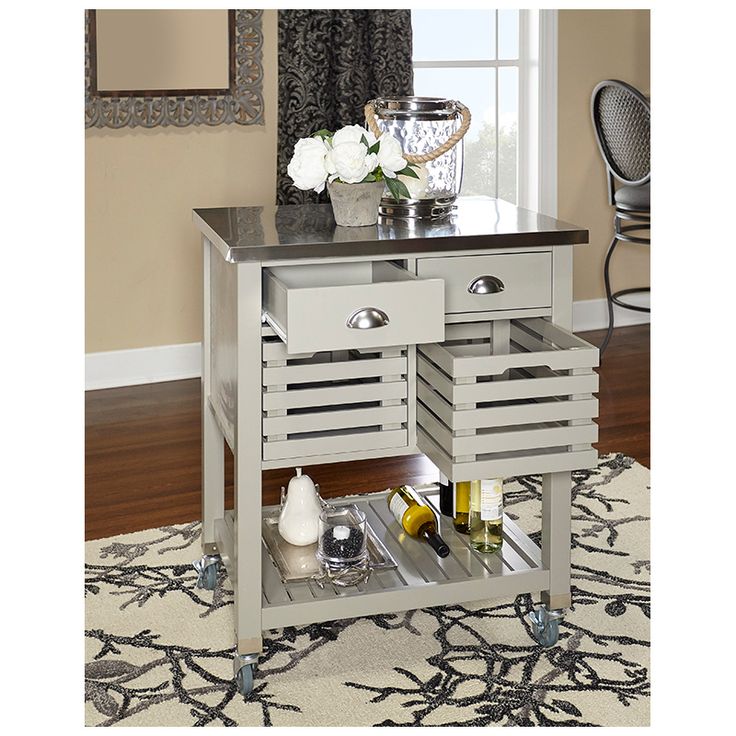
257,488,549,630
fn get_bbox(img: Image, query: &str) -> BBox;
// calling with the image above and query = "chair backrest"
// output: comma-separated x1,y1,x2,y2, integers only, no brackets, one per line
591,80,650,187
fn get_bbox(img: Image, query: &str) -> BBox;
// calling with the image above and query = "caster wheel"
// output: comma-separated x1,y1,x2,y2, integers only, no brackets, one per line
200,563,218,590
535,616,559,647
528,606,563,647
235,663,255,696
193,555,220,590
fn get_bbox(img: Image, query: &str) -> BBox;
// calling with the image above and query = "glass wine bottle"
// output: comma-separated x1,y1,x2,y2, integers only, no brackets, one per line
387,485,450,558
469,479,504,553
438,472,454,517
452,481,471,534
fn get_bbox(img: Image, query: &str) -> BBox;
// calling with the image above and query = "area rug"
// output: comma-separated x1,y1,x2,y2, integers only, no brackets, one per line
85,453,650,727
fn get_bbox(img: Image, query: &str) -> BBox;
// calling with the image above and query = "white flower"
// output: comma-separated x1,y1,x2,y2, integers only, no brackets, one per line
377,134,407,179
287,137,329,193
327,141,378,184
400,162,430,198
331,124,377,149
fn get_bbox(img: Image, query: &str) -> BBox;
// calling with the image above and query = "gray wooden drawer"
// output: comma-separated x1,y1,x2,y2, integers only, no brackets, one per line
416,318,599,480
263,261,445,354
416,252,552,314
261,332,408,467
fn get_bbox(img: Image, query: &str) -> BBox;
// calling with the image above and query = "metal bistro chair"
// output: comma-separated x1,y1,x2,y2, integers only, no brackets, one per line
590,79,650,356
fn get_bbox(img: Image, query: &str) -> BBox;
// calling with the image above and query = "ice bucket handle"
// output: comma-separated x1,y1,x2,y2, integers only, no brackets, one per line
364,100,471,164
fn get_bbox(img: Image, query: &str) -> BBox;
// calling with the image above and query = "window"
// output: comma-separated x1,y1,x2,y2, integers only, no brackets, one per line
412,10,556,212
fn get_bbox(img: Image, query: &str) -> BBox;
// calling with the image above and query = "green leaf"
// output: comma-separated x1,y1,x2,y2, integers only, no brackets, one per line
360,134,369,147
368,140,380,154
362,173,377,182
396,165,419,179
394,178,412,199
385,176,410,203
312,129,333,140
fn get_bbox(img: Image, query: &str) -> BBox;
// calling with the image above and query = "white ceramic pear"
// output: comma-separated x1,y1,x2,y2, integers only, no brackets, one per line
277,468,321,546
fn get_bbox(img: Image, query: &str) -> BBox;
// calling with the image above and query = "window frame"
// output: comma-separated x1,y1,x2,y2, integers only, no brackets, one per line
411,9,558,215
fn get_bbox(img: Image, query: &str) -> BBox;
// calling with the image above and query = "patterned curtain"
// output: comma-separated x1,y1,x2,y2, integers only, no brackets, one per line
277,10,414,205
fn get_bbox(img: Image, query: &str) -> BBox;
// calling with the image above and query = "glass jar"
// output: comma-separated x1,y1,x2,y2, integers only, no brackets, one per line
316,506,369,585
367,97,467,220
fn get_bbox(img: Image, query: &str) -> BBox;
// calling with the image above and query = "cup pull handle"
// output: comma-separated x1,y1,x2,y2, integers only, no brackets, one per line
346,307,390,329
468,275,505,294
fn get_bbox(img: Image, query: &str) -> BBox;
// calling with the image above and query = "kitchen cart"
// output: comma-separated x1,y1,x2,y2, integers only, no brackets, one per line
192,200,598,695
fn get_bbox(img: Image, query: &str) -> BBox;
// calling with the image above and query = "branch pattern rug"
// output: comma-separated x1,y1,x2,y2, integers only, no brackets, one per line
85,453,650,726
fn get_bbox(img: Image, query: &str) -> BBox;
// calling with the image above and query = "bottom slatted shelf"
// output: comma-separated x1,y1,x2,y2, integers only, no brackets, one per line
256,487,549,630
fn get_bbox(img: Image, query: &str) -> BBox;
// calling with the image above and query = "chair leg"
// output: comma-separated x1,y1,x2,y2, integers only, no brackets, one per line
599,236,620,357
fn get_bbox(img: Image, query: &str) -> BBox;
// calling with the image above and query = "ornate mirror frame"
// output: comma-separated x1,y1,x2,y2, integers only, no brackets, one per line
85,9,264,128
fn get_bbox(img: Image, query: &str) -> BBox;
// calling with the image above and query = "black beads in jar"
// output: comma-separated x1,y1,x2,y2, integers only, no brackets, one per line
316,506,368,567
320,525,365,561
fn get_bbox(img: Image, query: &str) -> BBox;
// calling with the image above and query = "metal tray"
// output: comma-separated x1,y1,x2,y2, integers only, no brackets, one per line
262,503,398,583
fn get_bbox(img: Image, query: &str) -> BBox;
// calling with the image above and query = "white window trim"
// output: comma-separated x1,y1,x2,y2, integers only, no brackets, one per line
518,9,558,217
412,9,557,215
413,12,521,204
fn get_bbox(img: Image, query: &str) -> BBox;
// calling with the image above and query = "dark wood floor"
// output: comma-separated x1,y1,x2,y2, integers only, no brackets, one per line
85,325,649,540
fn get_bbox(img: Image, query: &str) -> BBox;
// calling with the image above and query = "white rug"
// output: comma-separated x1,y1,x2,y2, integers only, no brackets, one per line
85,453,650,726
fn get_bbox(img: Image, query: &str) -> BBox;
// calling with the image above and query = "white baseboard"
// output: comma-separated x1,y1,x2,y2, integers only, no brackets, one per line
85,298,650,390
86,342,201,390
572,295,650,333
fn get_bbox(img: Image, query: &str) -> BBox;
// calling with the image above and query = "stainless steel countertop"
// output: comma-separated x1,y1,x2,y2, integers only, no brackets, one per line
193,199,588,263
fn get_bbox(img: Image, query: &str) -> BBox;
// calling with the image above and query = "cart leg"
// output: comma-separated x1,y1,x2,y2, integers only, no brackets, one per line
201,392,225,554
540,470,572,611
528,250,573,646
201,237,225,555
234,261,263,662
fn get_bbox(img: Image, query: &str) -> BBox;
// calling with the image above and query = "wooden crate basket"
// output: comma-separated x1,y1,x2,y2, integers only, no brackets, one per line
262,328,409,467
416,318,599,480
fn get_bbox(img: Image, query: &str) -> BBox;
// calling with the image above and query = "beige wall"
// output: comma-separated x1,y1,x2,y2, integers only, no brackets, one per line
558,9,650,302
85,9,649,353
85,10,277,353
95,10,230,92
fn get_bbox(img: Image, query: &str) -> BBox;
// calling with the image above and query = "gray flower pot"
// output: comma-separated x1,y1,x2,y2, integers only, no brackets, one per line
327,180,385,227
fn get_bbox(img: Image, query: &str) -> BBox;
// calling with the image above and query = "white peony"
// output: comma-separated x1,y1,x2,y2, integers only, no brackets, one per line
400,162,430,199
287,136,329,192
331,124,377,149
377,134,407,178
327,141,378,184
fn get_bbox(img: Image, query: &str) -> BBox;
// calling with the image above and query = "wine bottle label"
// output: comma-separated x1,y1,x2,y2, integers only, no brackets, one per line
480,500,502,521
480,480,503,521
389,493,409,523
